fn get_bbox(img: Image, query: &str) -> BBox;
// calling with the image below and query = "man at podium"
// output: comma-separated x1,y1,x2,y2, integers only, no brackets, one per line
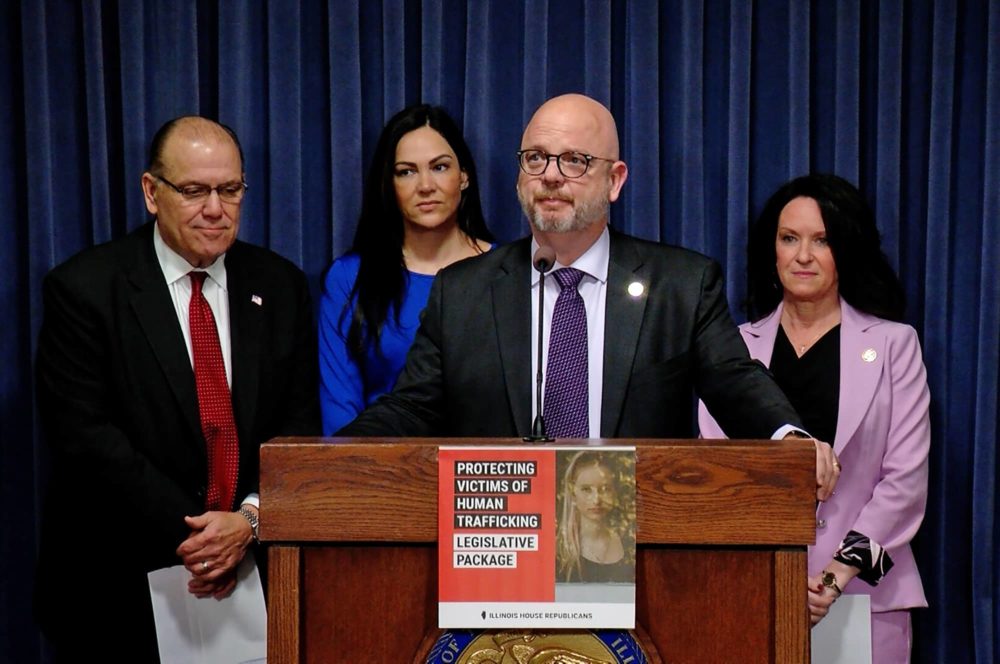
340,93,839,498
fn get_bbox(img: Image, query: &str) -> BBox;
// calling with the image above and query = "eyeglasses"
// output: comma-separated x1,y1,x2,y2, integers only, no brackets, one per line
516,149,616,178
154,175,248,204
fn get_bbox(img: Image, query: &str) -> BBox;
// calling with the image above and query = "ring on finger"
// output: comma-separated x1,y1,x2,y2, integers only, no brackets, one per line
201,561,210,571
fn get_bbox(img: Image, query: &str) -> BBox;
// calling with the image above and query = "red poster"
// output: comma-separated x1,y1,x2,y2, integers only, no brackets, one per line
438,447,556,602
438,446,636,629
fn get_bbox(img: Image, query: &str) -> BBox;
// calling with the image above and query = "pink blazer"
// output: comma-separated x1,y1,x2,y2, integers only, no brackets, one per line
698,300,930,612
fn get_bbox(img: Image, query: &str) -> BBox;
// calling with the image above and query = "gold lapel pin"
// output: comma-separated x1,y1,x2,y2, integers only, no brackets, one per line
862,348,877,362
627,281,645,297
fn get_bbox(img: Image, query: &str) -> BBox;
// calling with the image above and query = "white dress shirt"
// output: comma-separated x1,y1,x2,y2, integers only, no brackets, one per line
153,223,232,386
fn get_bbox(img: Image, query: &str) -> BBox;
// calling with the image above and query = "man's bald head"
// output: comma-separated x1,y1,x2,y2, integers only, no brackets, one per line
147,116,244,175
516,94,629,263
522,94,620,160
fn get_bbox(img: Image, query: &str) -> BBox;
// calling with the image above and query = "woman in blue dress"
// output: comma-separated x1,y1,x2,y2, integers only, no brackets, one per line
320,105,494,433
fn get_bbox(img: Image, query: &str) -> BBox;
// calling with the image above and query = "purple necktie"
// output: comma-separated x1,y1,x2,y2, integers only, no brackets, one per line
544,268,589,437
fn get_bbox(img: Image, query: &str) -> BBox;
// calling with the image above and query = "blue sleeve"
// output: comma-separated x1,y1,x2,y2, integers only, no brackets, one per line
318,256,366,435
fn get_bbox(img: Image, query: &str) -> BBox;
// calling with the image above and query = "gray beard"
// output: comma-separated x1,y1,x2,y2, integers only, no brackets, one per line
519,187,610,234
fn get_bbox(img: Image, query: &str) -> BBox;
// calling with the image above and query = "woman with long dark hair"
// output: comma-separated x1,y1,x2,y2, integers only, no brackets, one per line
699,174,930,662
319,104,494,433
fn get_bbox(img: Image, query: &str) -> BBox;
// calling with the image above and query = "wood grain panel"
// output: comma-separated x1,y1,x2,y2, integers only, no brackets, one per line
267,546,301,663
302,545,437,663
774,549,810,662
638,548,774,663
260,438,815,545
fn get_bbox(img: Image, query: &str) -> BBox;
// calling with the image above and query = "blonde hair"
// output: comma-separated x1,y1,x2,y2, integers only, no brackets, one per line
556,451,618,582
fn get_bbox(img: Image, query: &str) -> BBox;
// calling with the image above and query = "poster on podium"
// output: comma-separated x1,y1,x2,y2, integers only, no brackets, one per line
438,446,636,629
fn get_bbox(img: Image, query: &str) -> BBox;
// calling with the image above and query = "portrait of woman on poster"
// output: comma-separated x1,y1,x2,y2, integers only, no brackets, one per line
556,451,636,584
698,174,930,663
319,104,495,434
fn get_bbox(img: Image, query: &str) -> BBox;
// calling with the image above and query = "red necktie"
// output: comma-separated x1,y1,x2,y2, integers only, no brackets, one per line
189,272,239,511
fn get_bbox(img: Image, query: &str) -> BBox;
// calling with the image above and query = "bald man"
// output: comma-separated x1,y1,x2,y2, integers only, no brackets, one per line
34,116,320,660
341,94,836,483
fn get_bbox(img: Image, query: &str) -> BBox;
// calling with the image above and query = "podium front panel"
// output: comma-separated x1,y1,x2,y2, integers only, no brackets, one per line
261,438,815,663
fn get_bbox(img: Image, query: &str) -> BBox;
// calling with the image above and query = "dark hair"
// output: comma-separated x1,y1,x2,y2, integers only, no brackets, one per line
747,173,905,322
345,104,494,359
147,116,245,174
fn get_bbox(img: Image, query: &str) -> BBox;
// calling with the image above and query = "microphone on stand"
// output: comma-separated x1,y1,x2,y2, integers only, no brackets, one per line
524,245,556,442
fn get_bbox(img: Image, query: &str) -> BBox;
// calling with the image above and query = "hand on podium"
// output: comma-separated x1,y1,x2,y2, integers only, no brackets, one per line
785,433,841,501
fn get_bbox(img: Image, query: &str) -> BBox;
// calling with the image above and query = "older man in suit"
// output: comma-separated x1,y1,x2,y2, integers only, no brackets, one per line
34,116,320,661
341,94,839,492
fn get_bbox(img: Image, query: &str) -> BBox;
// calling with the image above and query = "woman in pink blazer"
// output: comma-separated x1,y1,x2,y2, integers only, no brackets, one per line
699,174,930,663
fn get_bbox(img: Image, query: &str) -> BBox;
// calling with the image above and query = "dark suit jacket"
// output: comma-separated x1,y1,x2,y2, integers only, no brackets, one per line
34,222,320,658
340,231,800,439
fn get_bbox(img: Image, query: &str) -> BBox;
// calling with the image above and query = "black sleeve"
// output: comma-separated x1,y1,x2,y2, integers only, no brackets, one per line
36,269,198,564
692,261,803,438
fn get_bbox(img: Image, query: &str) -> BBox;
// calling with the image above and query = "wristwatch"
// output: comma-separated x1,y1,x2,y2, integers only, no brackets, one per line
238,506,260,544
821,570,842,595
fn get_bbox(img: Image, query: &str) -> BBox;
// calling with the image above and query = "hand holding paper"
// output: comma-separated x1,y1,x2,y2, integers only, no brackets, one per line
177,510,253,590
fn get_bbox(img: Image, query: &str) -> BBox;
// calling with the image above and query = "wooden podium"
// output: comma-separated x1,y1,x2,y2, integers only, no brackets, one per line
260,438,815,663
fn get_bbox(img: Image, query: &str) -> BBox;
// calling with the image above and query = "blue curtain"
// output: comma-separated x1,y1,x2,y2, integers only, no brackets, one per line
2,1,997,661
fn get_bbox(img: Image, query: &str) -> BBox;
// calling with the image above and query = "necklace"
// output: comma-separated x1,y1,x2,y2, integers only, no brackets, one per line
782,320,836,357
791,330,825,355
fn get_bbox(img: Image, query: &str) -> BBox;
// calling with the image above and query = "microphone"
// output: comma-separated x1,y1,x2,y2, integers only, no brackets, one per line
524,246,556,442
533,245,556,273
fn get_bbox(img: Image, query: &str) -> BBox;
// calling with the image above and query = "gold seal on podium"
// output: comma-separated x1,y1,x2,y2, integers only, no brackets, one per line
419,628,662,664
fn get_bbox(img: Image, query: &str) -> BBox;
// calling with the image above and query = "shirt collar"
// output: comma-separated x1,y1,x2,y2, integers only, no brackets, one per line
530,226,610,286
153,221,228,290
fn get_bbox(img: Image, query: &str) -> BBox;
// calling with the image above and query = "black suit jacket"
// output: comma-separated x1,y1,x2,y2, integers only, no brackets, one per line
340,231,800,439
34,222,319,657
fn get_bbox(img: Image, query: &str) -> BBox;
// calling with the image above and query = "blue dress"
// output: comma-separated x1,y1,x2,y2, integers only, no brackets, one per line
319,253,436,434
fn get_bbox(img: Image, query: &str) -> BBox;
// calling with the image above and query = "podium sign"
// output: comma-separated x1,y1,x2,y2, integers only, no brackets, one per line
438,446,636,629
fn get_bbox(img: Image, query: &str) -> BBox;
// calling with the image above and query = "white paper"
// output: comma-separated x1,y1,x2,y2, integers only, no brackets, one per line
811,594,872,664
148,553,267,664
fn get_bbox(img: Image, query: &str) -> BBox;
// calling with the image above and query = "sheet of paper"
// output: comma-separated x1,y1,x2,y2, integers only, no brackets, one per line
811,593,872,664
148,552,267,664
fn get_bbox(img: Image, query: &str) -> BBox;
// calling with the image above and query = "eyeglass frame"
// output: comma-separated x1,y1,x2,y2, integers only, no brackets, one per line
515,149,617,178
153,174,249,204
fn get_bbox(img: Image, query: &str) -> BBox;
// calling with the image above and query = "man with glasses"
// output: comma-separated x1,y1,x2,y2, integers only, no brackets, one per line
34,116,319,660
341,94,839,498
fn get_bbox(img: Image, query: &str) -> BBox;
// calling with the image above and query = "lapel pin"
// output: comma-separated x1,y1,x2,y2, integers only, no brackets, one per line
251,294,263,306
627,281,645,297
862,348,877,362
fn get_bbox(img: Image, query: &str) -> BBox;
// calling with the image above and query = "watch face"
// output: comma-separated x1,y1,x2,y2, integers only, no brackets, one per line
822,572,834,586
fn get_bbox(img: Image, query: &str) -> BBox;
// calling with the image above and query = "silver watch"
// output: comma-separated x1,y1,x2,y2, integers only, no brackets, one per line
238,506,260,543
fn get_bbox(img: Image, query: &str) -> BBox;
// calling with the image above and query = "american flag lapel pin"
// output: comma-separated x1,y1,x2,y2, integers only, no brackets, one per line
251,294,263,306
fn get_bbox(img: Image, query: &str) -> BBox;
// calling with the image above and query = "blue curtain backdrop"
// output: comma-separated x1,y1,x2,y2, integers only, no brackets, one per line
2,1,997,661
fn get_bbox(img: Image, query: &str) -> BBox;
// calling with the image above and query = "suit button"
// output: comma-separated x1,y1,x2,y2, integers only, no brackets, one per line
816,519,827,529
